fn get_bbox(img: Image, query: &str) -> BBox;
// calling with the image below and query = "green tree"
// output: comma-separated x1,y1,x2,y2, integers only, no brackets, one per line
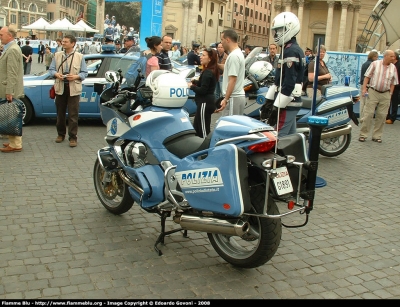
104,2,141,32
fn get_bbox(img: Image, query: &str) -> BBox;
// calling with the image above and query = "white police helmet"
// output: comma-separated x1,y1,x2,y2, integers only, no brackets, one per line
248,61,273,81
271,12,300,46
146,70,189,107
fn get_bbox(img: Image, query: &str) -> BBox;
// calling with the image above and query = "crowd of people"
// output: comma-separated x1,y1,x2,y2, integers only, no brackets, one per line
2,9,400,153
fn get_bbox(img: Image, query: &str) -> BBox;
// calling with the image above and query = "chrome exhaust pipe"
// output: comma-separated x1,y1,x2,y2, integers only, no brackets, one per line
321,124,352,139
298,124,352,140
174,215,249,237
118,170,144,195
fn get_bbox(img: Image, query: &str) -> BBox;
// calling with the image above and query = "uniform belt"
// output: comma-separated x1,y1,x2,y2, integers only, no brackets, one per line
370,87,389,93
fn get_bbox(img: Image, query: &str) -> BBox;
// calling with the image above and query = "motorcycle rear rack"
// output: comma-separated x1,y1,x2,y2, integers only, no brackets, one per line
243,157,311,226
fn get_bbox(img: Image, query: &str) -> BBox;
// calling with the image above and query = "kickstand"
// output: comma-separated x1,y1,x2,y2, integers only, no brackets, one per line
154,211,186,256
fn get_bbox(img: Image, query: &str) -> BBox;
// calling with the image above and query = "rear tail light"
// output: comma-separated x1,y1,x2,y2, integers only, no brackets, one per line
247,131,276,153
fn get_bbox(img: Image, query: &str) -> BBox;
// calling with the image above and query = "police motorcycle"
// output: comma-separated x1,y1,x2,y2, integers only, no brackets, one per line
93,66,328,268
242,48,360,157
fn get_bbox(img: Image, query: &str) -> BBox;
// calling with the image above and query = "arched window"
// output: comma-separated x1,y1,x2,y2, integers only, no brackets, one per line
208,19,213,27
9,0,18,9
198,15,203,24
29,3,37,12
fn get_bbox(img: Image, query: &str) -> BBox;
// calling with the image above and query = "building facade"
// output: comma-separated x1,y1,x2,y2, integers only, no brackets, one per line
270,0,389,53
46,0,88,25
228,0,272,49
162,0,272,48
1,0,88,38
1,0,47,35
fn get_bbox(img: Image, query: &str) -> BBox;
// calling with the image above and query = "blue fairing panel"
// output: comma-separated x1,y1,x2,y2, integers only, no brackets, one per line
175,144,250,217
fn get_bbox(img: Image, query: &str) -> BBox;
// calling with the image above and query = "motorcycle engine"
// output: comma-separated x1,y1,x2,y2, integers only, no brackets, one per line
124,142,147,168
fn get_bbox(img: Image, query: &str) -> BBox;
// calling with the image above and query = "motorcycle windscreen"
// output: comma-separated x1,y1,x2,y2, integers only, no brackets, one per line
175,144,251,217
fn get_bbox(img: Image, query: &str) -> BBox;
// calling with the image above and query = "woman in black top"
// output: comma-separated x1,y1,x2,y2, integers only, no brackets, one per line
189,48,219,138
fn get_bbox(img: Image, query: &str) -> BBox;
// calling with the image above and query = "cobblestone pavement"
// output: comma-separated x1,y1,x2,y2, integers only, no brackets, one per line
1,58,400,299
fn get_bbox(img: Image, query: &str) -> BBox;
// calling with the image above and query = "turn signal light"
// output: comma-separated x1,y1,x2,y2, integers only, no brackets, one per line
244,84,254,92
223,203,231,210
133,114,141,121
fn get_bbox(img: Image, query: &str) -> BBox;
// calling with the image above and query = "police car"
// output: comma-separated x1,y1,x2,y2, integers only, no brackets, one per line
21,52,139,124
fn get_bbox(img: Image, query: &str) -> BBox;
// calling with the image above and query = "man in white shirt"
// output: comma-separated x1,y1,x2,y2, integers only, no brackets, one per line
217,29,245,116
170,44,181,60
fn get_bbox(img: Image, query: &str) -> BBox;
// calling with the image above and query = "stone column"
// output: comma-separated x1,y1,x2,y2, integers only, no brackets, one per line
182,0,190,47
274,4,283,15
96,0,105,35
337,1,349,52
350,5,360,52
297,0,304,47
325,1,335,51
285,0,292,12
188,0,198,46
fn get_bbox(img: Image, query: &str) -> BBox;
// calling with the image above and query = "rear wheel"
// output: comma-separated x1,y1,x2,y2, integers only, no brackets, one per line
319,133,351,157
208,178,282,268
20,97,34,125
93,159,134,214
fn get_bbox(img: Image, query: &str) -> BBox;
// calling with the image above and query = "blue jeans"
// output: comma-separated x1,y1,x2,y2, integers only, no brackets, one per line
214,76,223,100
23,62,31,75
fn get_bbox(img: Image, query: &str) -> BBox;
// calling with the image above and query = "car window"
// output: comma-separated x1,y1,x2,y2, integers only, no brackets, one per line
85,58,104,77
109,58,137,77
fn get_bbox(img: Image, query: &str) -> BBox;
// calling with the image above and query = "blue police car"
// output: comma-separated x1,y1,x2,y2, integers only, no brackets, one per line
21,52,139,124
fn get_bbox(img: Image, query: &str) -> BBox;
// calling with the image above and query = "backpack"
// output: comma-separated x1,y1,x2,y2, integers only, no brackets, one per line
125,51,153,86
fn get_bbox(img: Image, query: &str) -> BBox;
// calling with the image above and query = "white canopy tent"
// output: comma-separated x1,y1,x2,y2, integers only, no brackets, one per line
75,20,99,33
46,18,85,32
21,17,50,30
373,0,400,47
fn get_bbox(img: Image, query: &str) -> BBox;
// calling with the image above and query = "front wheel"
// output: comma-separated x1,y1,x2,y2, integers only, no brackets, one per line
319,133,351,157
208,179,282,268
93,159,134,214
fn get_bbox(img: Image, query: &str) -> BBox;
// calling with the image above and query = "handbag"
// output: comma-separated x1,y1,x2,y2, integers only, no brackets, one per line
49,85,56,99
0,98,24,136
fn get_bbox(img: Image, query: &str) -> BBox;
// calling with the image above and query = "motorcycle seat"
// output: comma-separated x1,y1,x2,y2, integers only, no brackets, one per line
164,130,212,159
301,96,323,109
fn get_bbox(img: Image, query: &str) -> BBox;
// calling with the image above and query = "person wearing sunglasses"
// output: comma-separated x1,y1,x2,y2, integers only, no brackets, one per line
188,48,220,138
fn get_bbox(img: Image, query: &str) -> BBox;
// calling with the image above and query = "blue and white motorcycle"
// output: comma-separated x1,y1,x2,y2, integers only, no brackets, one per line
93,68,328,268
243,50,360,157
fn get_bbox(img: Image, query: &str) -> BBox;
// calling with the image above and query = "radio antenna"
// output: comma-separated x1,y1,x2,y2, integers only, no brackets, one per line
274,14,286,155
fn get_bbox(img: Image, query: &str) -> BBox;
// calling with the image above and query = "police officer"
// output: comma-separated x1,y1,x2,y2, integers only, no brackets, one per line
262,12,304,137
187,43,201,65
114,39,121,53
119,36,135,54
100,35,116,53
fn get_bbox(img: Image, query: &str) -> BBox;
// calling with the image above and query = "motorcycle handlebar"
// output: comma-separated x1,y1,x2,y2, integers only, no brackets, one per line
101,90,137,107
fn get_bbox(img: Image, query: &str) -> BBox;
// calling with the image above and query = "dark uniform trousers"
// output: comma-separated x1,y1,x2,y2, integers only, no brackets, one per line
55,83,80,140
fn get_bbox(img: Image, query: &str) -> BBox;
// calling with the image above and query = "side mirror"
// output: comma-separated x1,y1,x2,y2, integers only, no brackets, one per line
178,68,196,79
105,71,120,83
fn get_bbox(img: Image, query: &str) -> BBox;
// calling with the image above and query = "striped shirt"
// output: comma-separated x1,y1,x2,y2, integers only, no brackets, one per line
156,50,172,71
364,59,398,92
